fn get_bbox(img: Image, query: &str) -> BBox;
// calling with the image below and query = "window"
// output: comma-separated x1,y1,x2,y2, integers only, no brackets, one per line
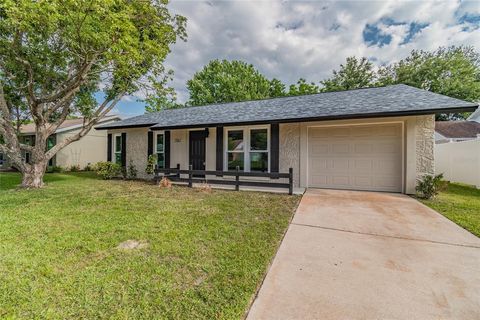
114,134,122,164
47,136,55,150
250,129,268,172
225,127,269,172
155,133,165,168
227,130,244,170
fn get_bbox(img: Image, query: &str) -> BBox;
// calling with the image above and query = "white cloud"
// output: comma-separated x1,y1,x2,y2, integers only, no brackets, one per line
158,0,480,103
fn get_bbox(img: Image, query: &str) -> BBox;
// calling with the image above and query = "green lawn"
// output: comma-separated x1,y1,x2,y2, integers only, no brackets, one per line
420,183,480,237
0,172,300,319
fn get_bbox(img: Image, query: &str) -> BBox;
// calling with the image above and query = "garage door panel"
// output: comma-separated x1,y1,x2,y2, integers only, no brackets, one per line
354,143,374,154
353,176,374,187
308,124,402,192
310,128,330,138
309,158,328,171
332,143,350,153
376,143,399,154
353,159,374,171
331,176,350,186
330,127,350,137
374,176,402,189
310,143,329,155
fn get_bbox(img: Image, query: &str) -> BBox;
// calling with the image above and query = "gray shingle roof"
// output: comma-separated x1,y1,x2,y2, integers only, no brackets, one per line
97,84,478,130
435,121,480,138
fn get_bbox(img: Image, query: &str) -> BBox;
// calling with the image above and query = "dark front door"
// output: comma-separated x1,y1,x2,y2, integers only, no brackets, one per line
189,130,206,174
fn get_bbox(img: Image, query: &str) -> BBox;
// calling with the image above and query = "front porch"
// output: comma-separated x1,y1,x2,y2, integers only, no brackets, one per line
154,165,301,195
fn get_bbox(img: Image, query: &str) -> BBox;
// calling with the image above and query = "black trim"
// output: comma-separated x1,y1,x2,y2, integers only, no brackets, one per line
216,126,223,172
121,132,126,167
164,130,171,168
270,123,279,173
95,123,157,130
149,106,478,130
107,133,112,162
147,131,153,157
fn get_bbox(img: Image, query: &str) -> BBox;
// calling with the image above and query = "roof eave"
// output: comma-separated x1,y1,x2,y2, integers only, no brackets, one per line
95,123,157,130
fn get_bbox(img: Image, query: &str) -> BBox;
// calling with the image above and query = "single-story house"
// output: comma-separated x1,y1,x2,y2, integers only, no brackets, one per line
96,84,478,194
435,121,480,144
468,107,480,123
0,115,120,170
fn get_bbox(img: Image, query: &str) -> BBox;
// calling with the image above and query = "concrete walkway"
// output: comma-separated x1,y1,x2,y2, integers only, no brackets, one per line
247,189,480,320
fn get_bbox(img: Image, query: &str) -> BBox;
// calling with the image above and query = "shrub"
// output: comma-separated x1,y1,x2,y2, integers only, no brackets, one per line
145,154,157,175
416,173,447,199
83,163,93,171
94,161,122,180
69,164,80,172
47,166,63,173
128,160,137,179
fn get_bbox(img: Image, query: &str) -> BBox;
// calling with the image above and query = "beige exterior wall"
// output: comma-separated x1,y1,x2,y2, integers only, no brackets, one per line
279,123,301,186
108,127,150,179
56,127,109,169
281,115,435,194
111,115,435,194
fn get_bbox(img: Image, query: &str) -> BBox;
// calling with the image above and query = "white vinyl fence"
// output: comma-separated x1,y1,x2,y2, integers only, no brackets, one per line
435,139,480,188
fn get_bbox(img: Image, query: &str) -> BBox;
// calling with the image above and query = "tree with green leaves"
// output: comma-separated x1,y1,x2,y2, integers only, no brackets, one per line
186,60,272,106
321,57,377,92
378,46,480,119
269,78,287,98
288,78,320,96
0,0,186,187
144,70,183,113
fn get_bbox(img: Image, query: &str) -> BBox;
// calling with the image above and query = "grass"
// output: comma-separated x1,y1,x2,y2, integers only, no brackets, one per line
420,183,480,237
0,172,300,319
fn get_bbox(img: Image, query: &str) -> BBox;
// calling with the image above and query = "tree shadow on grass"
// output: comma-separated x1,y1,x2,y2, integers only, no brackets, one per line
0,172,101,191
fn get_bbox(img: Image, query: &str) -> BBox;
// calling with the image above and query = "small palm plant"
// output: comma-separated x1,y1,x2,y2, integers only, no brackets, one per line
416,173,447,199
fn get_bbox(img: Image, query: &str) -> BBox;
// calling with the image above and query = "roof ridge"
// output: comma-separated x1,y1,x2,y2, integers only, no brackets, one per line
146,84,407,115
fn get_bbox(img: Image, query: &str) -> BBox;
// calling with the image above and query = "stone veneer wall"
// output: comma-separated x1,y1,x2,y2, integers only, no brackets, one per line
124,128,150,179
415,115,435,179
279,123,301,187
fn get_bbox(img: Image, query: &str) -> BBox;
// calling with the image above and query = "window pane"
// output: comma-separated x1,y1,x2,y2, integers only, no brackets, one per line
47,137,55,150
156,134,164,152
115,136,122,152
157,152,165,168
228,130,243,151
250,152,268,172
228,152,244,170
250,129,267,150
115,153,122,164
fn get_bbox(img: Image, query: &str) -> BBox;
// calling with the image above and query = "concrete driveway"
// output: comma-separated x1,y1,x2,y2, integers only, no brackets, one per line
247,189,480,320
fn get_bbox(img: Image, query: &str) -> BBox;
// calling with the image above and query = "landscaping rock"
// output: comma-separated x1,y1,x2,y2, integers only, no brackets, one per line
117,239,148,250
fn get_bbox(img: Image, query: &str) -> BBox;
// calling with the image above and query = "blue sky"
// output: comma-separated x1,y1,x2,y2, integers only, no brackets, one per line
109,0,480,118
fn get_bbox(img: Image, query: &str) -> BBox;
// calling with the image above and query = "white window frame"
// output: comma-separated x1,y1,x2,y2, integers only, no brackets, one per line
113,133,122,164
154,131,165,169
224,125,270,172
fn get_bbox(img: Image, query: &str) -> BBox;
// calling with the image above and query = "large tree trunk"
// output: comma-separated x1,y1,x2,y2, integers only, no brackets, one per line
21,160,48,188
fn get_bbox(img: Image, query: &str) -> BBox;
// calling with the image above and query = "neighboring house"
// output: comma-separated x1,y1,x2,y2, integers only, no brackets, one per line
435,121,480,144
467,107,480,123
97,84,477,194
0,115,120,170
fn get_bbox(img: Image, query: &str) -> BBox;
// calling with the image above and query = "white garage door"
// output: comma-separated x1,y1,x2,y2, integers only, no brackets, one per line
308,123,403,192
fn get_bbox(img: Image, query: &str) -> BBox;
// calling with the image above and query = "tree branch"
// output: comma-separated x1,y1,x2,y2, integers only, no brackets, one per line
45,93,123,159
38,56,98,105
15,57,37,106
